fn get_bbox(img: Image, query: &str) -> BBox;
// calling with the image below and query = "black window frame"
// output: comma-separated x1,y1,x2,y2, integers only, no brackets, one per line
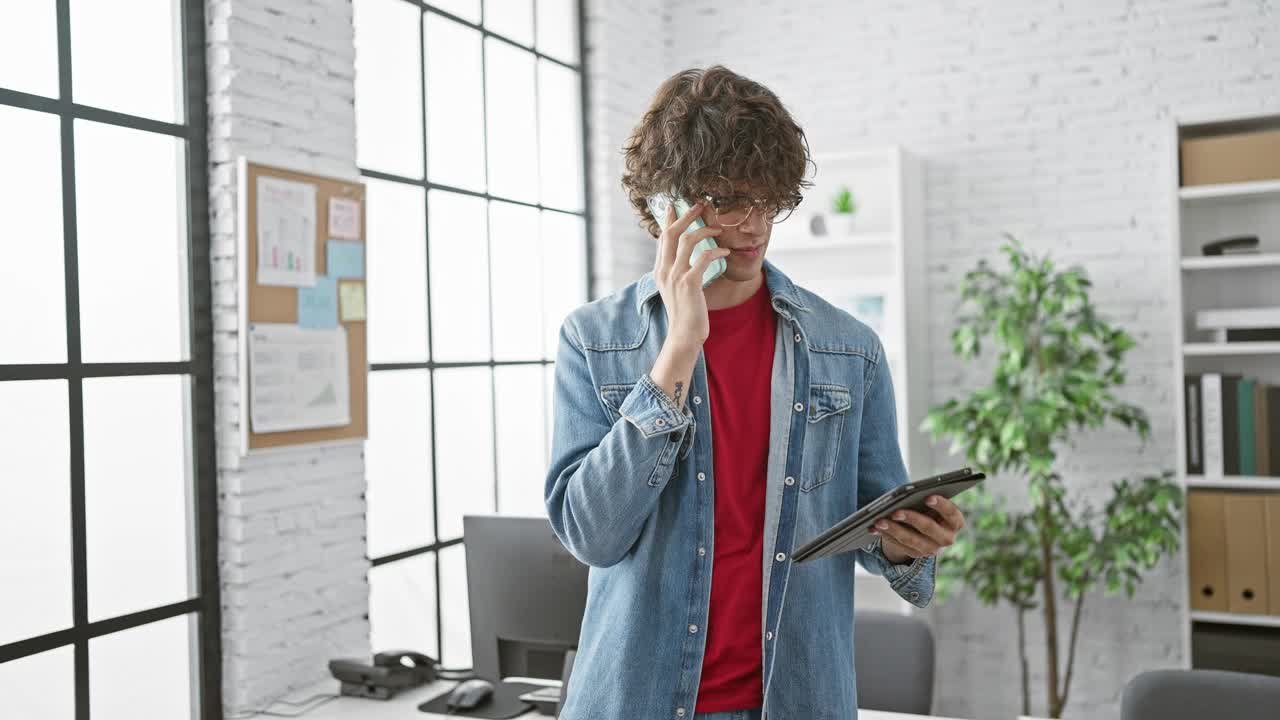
359,0,593,667
0,2,221,718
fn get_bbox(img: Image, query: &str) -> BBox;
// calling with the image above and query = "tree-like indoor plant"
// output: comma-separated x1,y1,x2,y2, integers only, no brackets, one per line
922,237,1183,719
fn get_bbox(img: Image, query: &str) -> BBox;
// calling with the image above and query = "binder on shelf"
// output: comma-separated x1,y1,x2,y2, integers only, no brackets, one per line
1258,383,1271,477
1202,374,1225,478
1222,375,1243,476
1185,374,1204,475
1268,495,1280,616
1224,493,1270,615
1270,387,1280,478
1240,379,1257,476
1227,328,1280,343
1188,490,1229,612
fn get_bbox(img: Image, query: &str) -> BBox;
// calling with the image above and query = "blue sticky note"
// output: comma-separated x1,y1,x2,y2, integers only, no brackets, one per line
298,275,338,328
327,240,365,279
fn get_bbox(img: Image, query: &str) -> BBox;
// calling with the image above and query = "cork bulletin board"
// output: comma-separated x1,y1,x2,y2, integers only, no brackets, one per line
237,158,368,453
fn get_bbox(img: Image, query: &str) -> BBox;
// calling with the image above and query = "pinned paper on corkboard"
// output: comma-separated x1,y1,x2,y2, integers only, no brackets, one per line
339,281,366,322
328,196,362,240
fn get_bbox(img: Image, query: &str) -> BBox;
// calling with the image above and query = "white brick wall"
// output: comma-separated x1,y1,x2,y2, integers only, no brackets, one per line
589,1,1280,717
206,0,369,713
583,0,669,296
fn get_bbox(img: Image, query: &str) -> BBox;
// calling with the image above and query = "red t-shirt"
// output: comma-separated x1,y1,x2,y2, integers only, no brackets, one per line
695,279,775,713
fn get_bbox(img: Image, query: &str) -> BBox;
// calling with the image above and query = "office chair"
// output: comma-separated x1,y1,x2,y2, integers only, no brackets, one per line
1121,669,1280,720
853,609,934,714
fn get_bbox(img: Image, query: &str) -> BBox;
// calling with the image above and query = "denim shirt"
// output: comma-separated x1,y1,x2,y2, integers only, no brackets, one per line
544,259,935,720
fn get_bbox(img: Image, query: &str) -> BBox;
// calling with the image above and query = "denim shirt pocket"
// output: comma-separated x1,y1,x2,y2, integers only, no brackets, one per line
800,383,851,493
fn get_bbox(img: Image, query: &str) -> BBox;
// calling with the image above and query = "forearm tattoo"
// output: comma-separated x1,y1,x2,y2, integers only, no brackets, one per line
673,381,684,406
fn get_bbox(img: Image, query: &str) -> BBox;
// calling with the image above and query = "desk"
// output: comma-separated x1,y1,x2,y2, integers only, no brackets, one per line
292,679,966,720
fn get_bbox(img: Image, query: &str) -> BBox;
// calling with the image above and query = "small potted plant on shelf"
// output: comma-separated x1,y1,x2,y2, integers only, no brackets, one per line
831,184,857,233
923,236,1183,720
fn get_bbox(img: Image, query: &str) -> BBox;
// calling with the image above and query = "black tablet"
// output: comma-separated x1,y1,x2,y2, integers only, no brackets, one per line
791,467,985,564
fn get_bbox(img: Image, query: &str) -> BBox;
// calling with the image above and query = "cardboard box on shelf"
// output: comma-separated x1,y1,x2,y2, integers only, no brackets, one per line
1180,129,1280,186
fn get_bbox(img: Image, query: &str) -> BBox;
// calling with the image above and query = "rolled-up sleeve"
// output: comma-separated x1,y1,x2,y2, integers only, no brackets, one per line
544,320,692,568
617,371,692,439
858,536,936,608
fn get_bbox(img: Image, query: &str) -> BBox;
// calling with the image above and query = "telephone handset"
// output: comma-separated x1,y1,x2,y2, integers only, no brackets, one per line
329,650,438,700
373,649,436,670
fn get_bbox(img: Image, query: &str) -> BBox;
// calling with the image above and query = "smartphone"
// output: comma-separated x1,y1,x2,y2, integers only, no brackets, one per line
646,192,727,288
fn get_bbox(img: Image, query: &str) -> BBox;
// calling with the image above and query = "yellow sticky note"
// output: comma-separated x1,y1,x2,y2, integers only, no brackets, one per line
338,281,366,322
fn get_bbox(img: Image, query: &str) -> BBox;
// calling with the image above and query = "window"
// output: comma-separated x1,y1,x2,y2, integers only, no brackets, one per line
354,0,590,668
0,2,219,718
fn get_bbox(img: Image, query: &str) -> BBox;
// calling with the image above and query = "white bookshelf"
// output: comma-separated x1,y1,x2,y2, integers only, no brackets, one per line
1168,110,1280,669
769,230,897,252
767,146,930,479
767,147,927,613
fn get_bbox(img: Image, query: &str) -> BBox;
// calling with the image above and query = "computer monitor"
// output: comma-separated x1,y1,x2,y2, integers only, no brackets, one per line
462,514,589,684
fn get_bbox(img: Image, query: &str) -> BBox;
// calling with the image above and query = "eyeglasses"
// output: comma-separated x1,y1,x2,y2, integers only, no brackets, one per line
699,192,797,227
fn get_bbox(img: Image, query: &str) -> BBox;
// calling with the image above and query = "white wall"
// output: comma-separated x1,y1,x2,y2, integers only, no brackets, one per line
207,0,369,713
589,1,1280,717
583,0,669,296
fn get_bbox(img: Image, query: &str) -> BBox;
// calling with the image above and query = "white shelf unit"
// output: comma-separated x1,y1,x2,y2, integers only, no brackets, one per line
769,230,897,252
767,146,930,480
767,147,926,613
1168,110,1280,669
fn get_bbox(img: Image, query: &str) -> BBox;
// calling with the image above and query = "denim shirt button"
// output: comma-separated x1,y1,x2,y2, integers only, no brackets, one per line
794,332,801,342
793,402,804,412
688,624,698,634
910,591,920,601
693,395,702,404
697,547,706,557
784,476,795,486
676,709,686,718
697,472,705,482
775,552,786,562
766,630,774,640
655,418,666,427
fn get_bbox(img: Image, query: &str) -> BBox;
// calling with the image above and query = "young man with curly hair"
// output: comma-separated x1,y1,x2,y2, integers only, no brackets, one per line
544,66,966,720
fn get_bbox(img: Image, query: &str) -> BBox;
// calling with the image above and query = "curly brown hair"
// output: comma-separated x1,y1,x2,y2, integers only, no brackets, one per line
621,65,814,238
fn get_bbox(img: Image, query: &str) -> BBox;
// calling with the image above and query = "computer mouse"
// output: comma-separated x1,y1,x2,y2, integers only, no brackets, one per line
446,678,494,710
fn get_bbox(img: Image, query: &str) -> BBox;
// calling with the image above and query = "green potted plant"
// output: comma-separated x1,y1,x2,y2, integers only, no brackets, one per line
831,184,857,232
922,237,1183,719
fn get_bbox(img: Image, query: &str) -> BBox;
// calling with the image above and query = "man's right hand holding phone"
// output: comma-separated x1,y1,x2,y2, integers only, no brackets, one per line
648,200,730,410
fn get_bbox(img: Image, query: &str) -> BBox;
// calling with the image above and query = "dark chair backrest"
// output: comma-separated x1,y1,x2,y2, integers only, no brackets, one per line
555,649,576,717
854,609,934,714
1122,669,1280,720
